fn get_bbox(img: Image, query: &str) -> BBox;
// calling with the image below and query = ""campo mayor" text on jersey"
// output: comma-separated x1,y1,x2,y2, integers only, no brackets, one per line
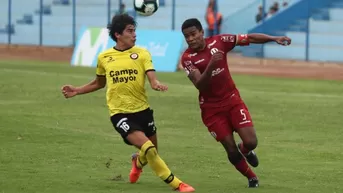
109,69,138,83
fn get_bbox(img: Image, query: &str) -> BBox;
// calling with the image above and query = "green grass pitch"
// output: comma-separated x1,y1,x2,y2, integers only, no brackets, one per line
0,60,342,193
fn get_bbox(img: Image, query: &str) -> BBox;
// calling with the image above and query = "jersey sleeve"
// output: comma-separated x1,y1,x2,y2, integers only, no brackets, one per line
96,55,106,76
219,34,250,52
180,54,197,76
142,50,155,72
236,34,250,46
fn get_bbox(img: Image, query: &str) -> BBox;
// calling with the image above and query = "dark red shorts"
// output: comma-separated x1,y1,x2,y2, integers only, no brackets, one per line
201,103,254,142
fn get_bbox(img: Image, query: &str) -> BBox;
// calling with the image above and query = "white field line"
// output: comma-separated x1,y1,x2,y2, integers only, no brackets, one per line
1,68,341,99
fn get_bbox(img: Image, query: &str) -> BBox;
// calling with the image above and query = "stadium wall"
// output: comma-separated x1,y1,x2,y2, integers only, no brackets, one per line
0,44,73,62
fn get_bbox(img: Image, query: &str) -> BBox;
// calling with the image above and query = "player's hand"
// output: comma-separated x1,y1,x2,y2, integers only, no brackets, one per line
151,81,168,92
61,85,78,98
275,36,291,46
209,51,225,66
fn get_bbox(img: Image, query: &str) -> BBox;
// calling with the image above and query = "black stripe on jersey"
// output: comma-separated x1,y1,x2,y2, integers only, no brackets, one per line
145,69,156,73
96,74,106,77
113,46,133,52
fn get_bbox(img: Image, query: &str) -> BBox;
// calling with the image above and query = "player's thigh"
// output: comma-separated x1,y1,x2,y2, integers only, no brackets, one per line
229,104,257,148
220,132,239,155
110,114,149,148
201,109,233,142
126,130,150,149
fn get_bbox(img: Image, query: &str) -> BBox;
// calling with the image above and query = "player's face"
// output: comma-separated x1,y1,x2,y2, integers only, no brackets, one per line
118,24,136,48
182,26,205,50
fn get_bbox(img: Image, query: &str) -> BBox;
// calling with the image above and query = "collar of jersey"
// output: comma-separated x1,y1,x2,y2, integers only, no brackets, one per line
113,46,134,52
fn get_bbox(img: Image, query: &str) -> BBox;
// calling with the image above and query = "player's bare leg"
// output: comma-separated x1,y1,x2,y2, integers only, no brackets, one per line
126,131,195,192
220,134,259,188
236,127,259,168
149,134,158,151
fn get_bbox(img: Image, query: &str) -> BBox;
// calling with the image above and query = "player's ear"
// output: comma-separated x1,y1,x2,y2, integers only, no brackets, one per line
200,29,204,36
114,32,121,40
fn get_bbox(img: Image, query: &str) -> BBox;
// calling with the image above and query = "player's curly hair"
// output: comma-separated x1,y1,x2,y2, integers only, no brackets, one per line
107,14,137,42
181,18,203,31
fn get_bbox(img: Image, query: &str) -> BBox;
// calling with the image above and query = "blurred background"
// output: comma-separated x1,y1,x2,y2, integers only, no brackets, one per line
1,0,343,63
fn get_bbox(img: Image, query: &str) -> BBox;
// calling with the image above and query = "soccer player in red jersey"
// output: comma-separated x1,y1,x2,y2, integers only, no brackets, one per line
180,18,291,188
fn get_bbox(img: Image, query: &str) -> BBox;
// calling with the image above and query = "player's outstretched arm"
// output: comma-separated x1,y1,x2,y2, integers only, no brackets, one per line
247,33,291,46
146,71,168,92
61,75,106,98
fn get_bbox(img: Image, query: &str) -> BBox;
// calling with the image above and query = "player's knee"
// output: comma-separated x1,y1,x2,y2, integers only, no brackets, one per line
244,138,258,150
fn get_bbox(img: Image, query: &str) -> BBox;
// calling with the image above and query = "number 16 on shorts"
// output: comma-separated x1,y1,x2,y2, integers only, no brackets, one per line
117,118,130,132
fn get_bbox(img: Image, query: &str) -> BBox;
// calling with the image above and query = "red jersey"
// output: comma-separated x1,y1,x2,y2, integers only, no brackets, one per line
181,34,250,109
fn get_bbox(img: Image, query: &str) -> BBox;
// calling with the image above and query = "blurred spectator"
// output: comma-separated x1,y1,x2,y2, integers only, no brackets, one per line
267,7,278,19
264,1,279,19
115,3,127,15
271,1,280,12
255,5,266,23
205,0,222,37
255,1,289,23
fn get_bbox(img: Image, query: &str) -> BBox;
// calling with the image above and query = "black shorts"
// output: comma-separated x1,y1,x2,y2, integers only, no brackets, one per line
110,108,157,145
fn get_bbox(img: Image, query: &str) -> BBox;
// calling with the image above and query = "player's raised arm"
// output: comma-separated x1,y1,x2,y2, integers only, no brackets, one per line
221,34,292,48
181,53,223,91
244,33,291,46
61,57,106,98
143,50,168,92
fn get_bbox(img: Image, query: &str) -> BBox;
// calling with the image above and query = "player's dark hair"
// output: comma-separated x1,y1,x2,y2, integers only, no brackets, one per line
181,18,203,31
107,14,137,42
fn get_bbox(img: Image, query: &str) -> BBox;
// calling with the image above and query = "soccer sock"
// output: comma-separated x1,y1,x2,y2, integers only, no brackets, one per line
140,140,182,189
136,151,148,168
234,157,257,179
239,142,250,155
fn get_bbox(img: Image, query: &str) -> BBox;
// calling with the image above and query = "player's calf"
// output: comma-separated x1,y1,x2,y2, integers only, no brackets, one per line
221,139,258,181
236,125,259,167
238,142,259,167
228,149,259,188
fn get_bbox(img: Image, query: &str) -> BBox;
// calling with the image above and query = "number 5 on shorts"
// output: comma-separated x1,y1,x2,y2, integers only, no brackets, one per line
240,109,247,121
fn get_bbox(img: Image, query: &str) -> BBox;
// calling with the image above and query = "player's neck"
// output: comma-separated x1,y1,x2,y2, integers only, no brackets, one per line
114,43,133,51
194,40,206,52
